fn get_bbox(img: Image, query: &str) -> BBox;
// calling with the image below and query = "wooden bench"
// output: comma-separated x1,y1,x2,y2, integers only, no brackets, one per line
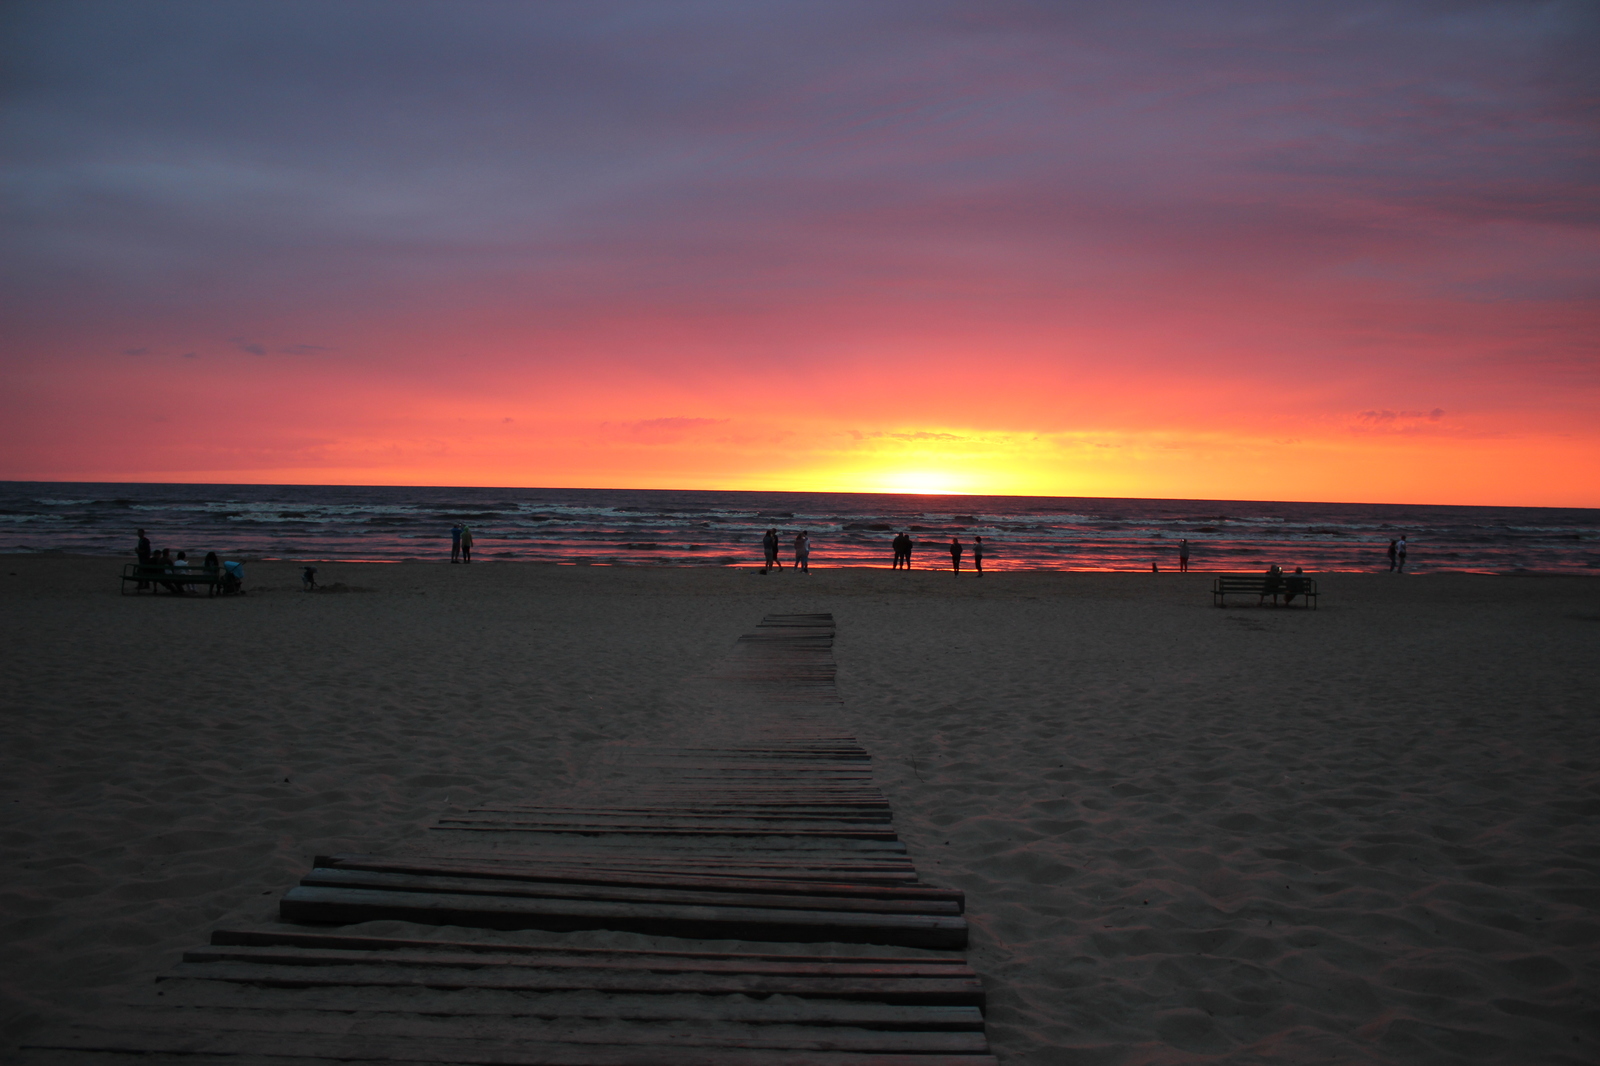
120,563,227,596
1212,574,1319,609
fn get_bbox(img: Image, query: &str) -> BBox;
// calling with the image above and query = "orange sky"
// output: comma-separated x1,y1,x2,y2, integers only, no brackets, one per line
3,3,1597,506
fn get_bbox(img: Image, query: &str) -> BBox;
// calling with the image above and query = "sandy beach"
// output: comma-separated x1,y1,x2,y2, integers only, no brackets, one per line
2,557,1596,1063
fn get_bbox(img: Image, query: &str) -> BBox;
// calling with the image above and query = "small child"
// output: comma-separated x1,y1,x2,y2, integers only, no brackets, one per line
301,565,319,591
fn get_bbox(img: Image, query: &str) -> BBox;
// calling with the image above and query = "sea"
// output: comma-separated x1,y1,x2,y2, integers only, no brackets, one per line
2,482,1596,574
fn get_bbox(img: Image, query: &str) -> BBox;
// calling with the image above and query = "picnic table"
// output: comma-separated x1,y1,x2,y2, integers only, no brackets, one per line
1211,573,1319,609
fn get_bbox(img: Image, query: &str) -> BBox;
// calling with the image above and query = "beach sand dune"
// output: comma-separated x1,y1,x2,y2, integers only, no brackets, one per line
2,557,1595,1063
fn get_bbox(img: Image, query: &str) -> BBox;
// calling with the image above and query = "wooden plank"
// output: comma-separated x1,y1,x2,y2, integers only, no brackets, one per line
425,830,910,852
184,945,975,978
397,849,915,867
161,959,985,1003
27,1026,1003,1064
432,816,896,832
148,980,988,1028
278,885,968,949
209,928,974,968
417,849,918,872
463,807,891,818
297,867,961,915
314,855,962,906
435,817,893,831
75,1011,992,1054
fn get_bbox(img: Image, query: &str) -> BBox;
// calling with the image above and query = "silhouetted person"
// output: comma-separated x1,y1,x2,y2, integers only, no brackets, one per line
302,565,319,591
761,528,782,573
135,528,152,589
1284,567,1308,606
203,551,219,572
157,548,182,594
903,533,915,570
1263,563,1284,603
1396,535,1407,573
891,532,906,569
1179,538,1190,572
1387,538,1398,571
949,537,962,575
450,524,462,563
794,531,810,573
973,536,984,576
460,525,473,563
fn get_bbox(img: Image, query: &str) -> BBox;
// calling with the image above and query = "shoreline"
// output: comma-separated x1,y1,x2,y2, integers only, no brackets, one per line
4,550,1595,578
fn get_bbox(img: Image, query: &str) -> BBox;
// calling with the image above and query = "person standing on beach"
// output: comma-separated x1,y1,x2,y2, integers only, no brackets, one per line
949,537,963,575
1387,538,1398,571
1396,535,1408,573
891,532,905,569
1179,538,1190,572
794,531,810,573
135,528,152,589
973,536,984,576
450,524,462,563
762,528,781,573
460,525,473,564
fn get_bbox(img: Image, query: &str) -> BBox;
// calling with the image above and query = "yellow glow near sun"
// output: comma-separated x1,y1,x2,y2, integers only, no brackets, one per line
880,469,969,495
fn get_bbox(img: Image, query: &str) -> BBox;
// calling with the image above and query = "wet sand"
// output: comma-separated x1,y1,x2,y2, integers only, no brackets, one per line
2,556,1595,1063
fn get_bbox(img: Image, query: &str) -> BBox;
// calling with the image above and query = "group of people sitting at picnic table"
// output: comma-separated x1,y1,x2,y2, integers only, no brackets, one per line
135,529,244,594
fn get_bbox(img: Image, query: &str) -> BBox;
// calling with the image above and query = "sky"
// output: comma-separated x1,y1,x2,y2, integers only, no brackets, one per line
2,0,1597,506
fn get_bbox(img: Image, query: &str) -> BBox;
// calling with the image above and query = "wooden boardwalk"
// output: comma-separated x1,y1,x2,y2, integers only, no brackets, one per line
21,613,995,1064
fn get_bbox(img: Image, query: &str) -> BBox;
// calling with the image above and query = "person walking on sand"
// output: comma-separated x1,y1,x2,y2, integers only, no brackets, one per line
1396,535,1408,573
460,525,473,564
450,524,462,563
762,528,782,573
973,535,984,576
1386,538,1398,571
135,528,152,589
794,531,810,573
949,537,963,575
1179,538,1190,573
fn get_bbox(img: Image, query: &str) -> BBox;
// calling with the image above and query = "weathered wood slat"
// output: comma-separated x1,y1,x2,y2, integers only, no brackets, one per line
26,1025,1003,1064
145,979,989,1028
296,867,962,915
314,856,960,904
208,929,973,968
161,960,986,1004
415,851,919,876
463,807,892,819
433,820,892,833
67,1011,991,1054
425,831,911,853
185,945,975,978
278,886,968,949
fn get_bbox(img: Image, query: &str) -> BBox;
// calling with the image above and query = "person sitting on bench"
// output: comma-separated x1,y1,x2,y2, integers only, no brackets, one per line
1263,564,1284,601
1284,567,1309,605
